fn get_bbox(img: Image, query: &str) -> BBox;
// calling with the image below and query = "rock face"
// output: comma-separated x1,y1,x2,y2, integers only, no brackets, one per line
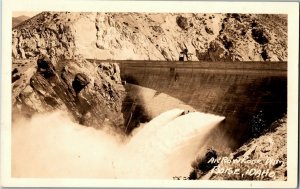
13,56,126,130
12,12,287,61
189,115,287,180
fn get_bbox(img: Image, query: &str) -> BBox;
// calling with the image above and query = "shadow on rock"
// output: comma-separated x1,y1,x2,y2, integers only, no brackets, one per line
121,76,151,135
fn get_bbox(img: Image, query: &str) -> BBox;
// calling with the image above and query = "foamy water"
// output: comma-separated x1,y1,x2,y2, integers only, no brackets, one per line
12,109,225,179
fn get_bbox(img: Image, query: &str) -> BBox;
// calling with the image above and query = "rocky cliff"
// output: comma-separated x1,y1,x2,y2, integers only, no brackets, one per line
12,56,126,131
12,12,287,61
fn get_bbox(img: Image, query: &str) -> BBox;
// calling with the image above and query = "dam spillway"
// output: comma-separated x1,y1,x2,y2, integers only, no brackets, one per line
91,60,287,149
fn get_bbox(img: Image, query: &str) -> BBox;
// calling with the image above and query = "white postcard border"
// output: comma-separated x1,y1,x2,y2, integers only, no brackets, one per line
1,0,299,188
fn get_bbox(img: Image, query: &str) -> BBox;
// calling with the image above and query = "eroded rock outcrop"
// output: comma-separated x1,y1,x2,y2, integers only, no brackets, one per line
13,56,126,130
12,12,77,61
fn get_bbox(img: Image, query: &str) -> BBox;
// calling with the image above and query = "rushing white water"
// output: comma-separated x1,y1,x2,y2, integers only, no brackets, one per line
12,109,225,179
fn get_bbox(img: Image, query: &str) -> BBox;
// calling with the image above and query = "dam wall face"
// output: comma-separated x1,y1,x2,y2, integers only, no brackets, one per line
119,61,287,149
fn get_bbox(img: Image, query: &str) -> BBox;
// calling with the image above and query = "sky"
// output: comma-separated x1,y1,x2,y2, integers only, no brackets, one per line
12,11,40,18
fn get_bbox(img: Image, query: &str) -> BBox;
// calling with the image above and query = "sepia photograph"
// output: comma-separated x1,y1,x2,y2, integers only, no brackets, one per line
1,0,299,188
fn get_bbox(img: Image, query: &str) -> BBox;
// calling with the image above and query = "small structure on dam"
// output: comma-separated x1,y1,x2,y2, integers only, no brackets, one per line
179,48,192,61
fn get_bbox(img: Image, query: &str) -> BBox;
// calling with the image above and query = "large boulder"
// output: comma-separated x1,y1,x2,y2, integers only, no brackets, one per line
176,15,189,30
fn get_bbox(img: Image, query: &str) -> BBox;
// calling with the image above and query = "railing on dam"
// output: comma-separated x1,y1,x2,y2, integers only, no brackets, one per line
87,59,287,75
88,59,287,66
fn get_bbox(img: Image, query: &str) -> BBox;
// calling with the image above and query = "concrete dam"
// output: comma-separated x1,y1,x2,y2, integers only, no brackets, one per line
93,60,287,150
